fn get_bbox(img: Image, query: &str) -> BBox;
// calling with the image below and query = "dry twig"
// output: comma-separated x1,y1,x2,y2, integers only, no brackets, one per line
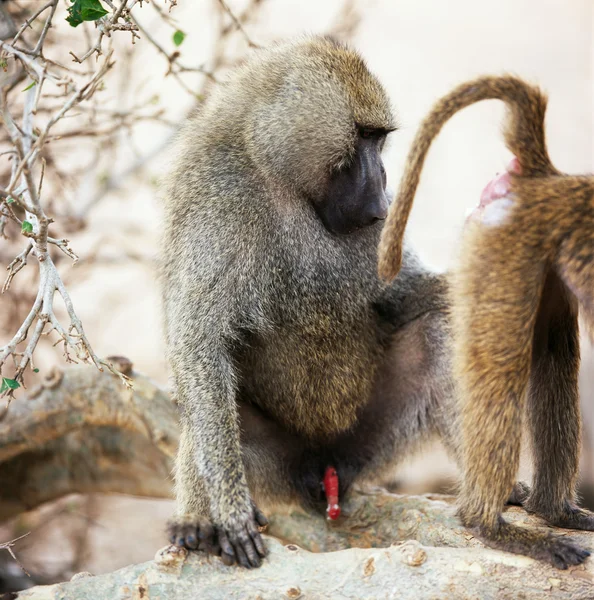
0,532,31,577
0,0,270,411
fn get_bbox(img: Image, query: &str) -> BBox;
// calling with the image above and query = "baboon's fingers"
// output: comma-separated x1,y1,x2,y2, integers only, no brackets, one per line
167,516,219,553
548,543,590,570
220,551,236,566
232,540,253,569
247,520,268,557
254,507,269,529
237,527,264,568
217,530,235,557
168,519,195,548
198,522,220,555
183,527,198,550
219,528,263,568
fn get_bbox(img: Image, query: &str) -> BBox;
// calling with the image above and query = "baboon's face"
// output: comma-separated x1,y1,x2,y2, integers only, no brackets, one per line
243,39,395,229
314,127,389,235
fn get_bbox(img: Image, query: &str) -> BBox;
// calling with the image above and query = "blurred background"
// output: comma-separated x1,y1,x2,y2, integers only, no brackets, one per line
0,0,592,591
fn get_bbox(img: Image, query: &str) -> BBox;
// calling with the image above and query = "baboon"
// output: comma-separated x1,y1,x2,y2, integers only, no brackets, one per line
160,36,459,568
378,75,594,568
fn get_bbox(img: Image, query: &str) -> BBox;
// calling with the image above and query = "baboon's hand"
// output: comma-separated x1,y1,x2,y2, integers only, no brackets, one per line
167,506,268,569
216,505,269,569
167,514,218,554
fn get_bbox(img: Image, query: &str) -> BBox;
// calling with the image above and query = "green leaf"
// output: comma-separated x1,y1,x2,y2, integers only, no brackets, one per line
0,377,20,393
66,12,80,27
6,197,14,204
33,368,40,373
173,30,185,47
81,3,109,21
22,81,36,92
0,58,7,72
67,0,108,28
21,221,33,233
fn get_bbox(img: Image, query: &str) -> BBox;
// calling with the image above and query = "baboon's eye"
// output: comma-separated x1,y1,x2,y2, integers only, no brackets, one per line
359,128,375,139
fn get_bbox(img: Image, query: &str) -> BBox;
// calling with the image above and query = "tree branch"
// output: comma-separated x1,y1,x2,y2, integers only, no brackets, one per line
14,519,594,600
0,1,271,407
2,365,594,600
0,365,176,523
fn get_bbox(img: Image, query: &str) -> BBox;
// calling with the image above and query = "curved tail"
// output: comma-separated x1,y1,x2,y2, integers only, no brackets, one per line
378,75,554,282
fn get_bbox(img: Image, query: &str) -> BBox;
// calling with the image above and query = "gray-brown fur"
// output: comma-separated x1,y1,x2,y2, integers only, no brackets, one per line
378,74,594,568
160,36,456,568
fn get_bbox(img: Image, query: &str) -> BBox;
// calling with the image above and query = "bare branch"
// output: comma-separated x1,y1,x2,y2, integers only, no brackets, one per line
33,0,60,55
129,10,216,96
217,0,260,48
1,366,594,600
0,532,31,577
11,1,55,48
2,241,33,293
0,0,270,412
0,50,124,400
47,236,78,262
0,40,64,84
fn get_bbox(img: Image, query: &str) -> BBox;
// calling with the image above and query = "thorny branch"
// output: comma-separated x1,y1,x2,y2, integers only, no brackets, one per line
0,0,271,412
0,22,129,409
0,1,178,409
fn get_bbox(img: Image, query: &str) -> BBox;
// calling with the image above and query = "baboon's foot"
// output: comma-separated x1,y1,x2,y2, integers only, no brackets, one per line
528,500,594,532
506,481,531,506
475,520,590,570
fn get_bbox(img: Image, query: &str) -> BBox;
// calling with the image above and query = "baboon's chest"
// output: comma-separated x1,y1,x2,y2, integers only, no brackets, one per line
239,319,381,440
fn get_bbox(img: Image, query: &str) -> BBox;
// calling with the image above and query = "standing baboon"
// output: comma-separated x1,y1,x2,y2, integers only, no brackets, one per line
160,36,457,568
378,75,594,568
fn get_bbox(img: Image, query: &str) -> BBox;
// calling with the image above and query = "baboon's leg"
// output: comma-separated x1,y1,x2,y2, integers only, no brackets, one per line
524,273,594,530
455,172,590,569
168,420,216,551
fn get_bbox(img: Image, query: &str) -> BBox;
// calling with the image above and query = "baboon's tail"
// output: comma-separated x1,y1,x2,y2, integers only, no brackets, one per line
378,75,553,282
